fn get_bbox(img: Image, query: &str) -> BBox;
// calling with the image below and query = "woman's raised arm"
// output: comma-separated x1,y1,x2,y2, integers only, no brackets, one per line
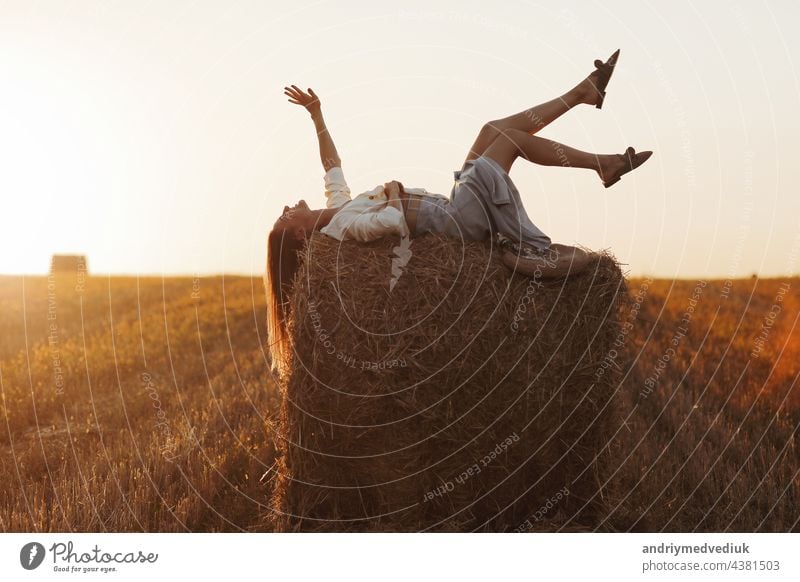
284,85,341,172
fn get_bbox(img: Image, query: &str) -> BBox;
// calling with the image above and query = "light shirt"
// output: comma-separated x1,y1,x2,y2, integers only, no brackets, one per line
319,166,446,242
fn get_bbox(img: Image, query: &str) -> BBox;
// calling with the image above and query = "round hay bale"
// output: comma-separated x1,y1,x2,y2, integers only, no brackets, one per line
269,232,628,532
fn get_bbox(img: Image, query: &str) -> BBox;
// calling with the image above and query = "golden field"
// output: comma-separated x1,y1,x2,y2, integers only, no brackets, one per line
0,272,797,531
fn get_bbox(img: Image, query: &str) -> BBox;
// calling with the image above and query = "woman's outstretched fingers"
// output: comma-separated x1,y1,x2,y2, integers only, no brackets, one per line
284,86,301,103
283,85,321,112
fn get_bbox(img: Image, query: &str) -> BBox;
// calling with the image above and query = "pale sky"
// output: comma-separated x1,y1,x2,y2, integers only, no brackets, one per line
2,0,799,278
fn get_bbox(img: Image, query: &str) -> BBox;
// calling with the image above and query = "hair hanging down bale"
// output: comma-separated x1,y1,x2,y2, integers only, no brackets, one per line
269,232,629,532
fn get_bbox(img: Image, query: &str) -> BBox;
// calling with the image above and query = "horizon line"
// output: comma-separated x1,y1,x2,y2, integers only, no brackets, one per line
1,271,797,281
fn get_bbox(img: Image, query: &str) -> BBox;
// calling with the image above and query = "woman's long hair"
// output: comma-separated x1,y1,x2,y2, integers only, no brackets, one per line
264,227,305,377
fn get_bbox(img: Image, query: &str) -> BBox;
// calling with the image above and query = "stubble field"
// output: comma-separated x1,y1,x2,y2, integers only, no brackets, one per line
0,271,797,531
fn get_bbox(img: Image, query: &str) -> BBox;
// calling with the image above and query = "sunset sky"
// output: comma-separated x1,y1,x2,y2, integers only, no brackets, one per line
2,0,799,278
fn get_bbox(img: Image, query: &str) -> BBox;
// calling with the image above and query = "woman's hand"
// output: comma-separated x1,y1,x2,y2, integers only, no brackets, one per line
384,181,404,211
284,85,321,115
384,181,404,199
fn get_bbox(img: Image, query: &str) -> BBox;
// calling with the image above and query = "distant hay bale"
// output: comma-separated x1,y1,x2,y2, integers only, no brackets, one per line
50,254,89,274
270,232,628,532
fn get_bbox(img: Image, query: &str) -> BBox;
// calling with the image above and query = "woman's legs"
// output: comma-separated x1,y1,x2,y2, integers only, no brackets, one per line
463,71,603,165
482,128,625,182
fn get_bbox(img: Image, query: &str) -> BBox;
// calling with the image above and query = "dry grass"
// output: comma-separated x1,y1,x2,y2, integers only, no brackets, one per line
608,276,799,531
0,272,278,531
0,248,798,532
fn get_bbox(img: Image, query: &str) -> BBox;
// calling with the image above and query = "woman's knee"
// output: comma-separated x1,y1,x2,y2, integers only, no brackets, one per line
482,118,512,137
466,120,508,162
480,119,517,143
490,127,529,152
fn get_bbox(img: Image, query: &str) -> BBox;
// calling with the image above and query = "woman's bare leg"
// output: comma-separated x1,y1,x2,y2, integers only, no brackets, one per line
463,71,603,165
483,128,627,182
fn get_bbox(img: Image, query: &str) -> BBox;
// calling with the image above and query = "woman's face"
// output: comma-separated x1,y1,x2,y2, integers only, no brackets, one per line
282,199,310,216
274,199,317,239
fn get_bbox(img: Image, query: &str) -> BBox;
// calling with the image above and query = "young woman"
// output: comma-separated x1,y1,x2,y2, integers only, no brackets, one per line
266,50,652,373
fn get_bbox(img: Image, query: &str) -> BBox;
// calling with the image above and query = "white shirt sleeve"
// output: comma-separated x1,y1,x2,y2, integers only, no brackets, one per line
323,166,351,208
341,206,408,242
